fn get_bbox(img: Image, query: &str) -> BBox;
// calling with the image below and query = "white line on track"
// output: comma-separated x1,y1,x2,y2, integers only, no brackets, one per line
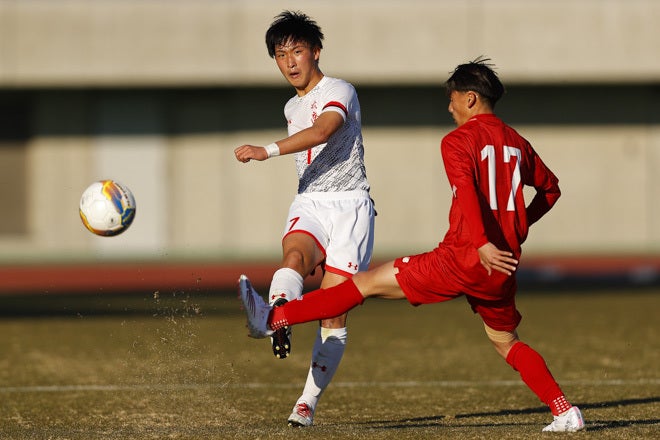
0,378,658,393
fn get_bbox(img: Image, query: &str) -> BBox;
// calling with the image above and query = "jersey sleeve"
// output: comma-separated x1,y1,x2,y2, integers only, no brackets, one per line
524,146,561,226
441,132,490,249
320,80,355,121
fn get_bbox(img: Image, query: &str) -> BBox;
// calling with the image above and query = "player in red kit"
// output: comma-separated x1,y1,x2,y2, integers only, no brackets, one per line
240,58,585,432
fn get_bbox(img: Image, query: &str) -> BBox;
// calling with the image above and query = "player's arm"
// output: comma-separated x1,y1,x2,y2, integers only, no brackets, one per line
441,136,490,249
525,149,561,226
477,242,518,276
234,111,344,163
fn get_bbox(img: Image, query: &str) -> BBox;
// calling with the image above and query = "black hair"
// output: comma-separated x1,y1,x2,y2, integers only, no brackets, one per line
445,57,505,107
265,11,324,58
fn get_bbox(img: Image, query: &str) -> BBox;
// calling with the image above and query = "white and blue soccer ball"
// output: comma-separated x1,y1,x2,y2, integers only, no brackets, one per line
79,180,136,236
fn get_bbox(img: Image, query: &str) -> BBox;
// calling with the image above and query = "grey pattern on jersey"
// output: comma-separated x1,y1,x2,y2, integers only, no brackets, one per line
284,76,370,194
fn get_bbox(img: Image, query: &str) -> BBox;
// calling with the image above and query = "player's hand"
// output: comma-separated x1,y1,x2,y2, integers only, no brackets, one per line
234,145,268,163
477,242,518,276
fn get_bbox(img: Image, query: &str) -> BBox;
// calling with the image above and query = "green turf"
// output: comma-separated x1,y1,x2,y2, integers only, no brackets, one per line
0,289,658,439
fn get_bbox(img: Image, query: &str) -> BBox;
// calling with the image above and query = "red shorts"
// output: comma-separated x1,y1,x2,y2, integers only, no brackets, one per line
394,251,522,332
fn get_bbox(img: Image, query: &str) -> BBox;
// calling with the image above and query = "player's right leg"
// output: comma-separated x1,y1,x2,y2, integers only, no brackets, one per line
272,201,328,359
238,275,273,338
271,236,324,359
542,406,585,432
481,320,585,432
268,267,304,359
503,339,585,432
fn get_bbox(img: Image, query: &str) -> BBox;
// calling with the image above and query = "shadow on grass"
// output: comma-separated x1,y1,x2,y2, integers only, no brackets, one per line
0,290,241,318
349,396,660,431
453,395,659,418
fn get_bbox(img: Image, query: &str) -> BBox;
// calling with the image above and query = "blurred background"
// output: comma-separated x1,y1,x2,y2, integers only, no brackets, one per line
1,0,659,294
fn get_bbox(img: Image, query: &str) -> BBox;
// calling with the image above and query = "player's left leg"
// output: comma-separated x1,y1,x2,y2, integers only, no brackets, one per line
289,272,348,427
238,275,366,338
288,322,348,427
287,192,375,427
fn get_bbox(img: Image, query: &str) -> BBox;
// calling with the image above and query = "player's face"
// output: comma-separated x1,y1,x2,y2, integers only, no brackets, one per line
448,90,471,126
274,40,322,96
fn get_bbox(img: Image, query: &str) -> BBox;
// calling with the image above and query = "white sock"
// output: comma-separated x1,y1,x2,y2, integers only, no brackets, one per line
297,327,347,412
268,267,303,305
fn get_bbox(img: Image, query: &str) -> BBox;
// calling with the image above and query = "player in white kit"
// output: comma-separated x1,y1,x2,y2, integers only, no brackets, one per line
234,11,375,427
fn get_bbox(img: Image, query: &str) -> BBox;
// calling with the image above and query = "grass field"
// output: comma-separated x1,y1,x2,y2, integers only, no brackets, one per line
0,287,658,439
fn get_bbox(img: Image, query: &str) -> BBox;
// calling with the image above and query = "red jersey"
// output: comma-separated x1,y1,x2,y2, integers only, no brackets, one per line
437,113,560,298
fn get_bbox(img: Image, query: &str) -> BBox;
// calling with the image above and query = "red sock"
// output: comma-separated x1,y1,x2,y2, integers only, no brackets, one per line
549,395,572,416
506,341,571,415
269,279,364,330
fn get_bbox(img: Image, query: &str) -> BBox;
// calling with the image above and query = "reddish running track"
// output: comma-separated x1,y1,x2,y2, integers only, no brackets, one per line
0,255,658,295
0,262,293,295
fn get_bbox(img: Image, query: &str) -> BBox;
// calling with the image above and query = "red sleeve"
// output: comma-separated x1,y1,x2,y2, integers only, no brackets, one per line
524,147,561,226
441,133,489,249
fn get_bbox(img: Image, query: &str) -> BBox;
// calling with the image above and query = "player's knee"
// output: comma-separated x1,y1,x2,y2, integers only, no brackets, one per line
484,323,518,357
321,314,347,329
282,249,313,275
484,323,517,343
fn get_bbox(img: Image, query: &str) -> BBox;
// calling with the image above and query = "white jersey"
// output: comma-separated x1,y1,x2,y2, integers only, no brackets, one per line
284,76,370,194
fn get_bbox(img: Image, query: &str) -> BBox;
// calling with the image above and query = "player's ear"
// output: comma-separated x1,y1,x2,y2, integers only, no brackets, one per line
467,92,477,108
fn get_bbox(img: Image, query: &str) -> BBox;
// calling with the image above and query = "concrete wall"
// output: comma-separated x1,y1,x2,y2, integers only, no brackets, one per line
4,123,659,262
1,0,659,85
0,0,658,263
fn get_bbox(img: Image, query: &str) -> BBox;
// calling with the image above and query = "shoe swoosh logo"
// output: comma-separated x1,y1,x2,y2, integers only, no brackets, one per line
245,284,256,314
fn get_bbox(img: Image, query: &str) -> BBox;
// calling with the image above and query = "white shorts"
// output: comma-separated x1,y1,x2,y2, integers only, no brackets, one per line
282,190,375,277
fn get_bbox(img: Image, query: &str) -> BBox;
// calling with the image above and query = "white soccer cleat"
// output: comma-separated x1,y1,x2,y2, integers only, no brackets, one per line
238,275,273,338
542,406,585,432
287,402,314,427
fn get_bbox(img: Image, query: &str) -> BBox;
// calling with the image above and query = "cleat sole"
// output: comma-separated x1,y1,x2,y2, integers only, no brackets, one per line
271,298,292,359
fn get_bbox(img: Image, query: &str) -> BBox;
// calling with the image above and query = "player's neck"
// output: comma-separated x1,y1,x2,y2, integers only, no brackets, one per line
295,71,324,97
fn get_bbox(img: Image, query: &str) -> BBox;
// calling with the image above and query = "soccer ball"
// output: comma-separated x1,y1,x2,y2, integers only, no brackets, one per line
79,180,136,236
